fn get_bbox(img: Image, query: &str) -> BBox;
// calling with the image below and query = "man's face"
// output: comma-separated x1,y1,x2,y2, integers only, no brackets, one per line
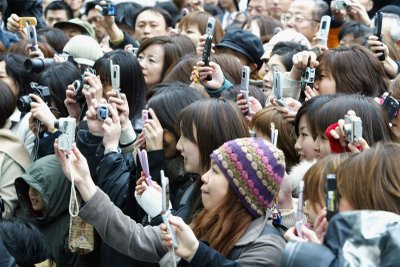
266,0,292,20
247,0,268,17
87,9,107,42
283,1,319,42
60,25,85,39
45,9,69,27
134,10,169,43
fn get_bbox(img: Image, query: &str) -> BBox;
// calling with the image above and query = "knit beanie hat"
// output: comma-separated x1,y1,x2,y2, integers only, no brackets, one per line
54,18,96,39
210,138,285,218
63,35,103,66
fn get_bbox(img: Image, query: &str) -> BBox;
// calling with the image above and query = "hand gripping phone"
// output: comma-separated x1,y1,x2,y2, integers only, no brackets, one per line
373,11,385,61
100,3,116,16
240,66,251,115
55,118,76,151
382,93,400,120
325,174,337,221
343,115,362,143
202,17,215,81
110,60,121,97
273,69,289,109
318,16,331,47
161,170,179,249
295,180,305,239
27,25,38,52
300,60,316,92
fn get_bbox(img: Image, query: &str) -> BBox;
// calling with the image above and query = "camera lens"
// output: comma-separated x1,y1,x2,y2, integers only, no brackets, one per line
72,79,86,104
17,95,33,112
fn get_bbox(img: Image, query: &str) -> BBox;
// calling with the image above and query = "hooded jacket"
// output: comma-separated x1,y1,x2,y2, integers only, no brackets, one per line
14,155,95,267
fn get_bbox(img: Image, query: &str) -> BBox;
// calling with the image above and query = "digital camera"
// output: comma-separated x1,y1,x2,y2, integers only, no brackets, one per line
382,94,400,120
24,58,56,73
17,82,51,112
55,118,76,151
97,104,109,121
343,115,362,143
100,4,116,16
300,66,315,91
332,0,349,10
72,67,96,104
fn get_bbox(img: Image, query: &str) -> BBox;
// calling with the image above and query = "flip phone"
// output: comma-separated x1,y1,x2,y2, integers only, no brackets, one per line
202,17,215,81
326,174,337,221
273,69,289,108
161,171,179,249
240,66,251,115
295,180,305,239
27,25,38,52
110,60,121,96
373,11,385,61
318,16,331,47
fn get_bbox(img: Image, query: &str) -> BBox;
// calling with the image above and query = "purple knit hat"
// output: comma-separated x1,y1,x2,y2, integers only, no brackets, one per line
210,138,285,218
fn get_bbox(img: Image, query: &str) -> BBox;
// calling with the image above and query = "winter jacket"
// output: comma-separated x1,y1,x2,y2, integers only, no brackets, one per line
0,128,30,219
0,238,16,267
14,155,96,267
79,188,286,267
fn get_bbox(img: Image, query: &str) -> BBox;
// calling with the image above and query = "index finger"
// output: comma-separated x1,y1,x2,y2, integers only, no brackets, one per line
148,108,162,127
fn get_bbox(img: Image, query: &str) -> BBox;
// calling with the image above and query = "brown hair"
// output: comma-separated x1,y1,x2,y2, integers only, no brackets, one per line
178,11,224,44
311,94,397,145
390,74,400,99
337,142,400,214
8,39,55,58
242,15,282,42
137,36,183,85
176,99,250,173
250,105,298,172
0,81,16,128
192,187,252,256
303,153,351,212
316,46,389,97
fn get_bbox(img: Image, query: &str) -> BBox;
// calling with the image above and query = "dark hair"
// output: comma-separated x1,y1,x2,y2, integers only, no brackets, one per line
94,50,146,120
156,1,181,26
163,54,197,84
8,39,55,58
222,84,267,108
85,0,100,15
0,218,54,266
271,41,309,71
338,21,372,47
0,0,6,14
133,7,173,28
44,0,73,19
169,35,196,55
0,53,39,97
37,27,69,53
147,82,205,139
316,46,389,97
294,95,337,139
312,95,397,145
137,36,183,86
177,99,250,173
40,61,81,118
312,0,329,21
115,2,142,29
0,81,16,128
243,15,282,41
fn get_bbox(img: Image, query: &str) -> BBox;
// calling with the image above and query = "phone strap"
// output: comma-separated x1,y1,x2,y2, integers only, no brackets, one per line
67,153,80,217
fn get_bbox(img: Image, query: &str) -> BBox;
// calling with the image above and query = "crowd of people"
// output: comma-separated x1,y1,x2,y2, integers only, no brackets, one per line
0,0,400,266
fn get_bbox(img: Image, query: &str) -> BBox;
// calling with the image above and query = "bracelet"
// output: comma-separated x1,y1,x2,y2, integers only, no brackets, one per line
104,146,121,155
110,30,124,46
205,78,233,95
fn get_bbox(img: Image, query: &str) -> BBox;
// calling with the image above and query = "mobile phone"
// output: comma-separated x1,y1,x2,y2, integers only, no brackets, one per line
295,180,304,238
19,17,37,28
97,104,109,121
27,25,38,52
127,47,138,56
100,3,116,16
382,93,400,120
318,16,331,47
343,115,362,143
202,17,215,81
273,70,290,108
300,61,315,92
110,60,121,96
325,174,337,221
161,170,179,249
55,118,76,151
373,11,385,61
240,66,251,116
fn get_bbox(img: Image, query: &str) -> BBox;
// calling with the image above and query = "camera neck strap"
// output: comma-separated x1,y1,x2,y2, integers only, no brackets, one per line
66,154,80,217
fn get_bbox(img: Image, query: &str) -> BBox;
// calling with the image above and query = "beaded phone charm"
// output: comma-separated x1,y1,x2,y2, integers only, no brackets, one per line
138,149,153,187
192,66,200,84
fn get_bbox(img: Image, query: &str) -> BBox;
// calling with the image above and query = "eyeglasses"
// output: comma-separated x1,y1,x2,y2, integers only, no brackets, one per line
281,13,317,24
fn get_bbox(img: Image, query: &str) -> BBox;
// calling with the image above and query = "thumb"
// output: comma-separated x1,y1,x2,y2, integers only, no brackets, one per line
168,215,187,231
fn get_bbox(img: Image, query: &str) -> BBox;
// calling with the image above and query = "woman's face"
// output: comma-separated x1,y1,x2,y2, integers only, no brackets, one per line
263,54,287,97
294,116,316,161
200,160,229,211
313,133,332,159
176,126,202,174
28,187,45,212
0,61,19,96
180,24,202,46
304,200,323,228
138,44,165,88
314,65,336,95
163,130,178,159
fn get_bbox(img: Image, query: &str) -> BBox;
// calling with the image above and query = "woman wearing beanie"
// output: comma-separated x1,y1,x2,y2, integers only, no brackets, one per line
55,137,286,267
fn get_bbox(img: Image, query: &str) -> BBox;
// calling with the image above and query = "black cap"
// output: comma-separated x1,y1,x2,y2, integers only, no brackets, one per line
216,29,264,70
379,5,400,18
